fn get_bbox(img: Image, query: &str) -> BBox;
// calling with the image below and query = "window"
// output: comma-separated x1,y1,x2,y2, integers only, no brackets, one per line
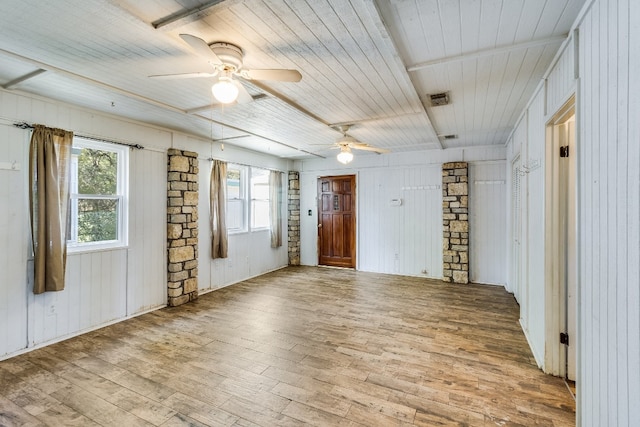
225,164,273,233
250,168,270,229
226,164,247,233
68,138,128,251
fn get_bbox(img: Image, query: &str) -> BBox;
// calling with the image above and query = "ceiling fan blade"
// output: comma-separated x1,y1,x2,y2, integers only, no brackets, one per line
149,72,218,79
240,68,302,82
232,79,254,104
179,34,222,65
350,144,390,154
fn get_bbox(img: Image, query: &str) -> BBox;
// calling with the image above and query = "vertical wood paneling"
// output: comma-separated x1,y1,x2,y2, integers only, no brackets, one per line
625,0,640,423
127,148,167,314
547,41,576,113
308,166,444,278
469,162,507,285
509,117,528,304
578,0,640,424
199,158,288,292
0,89,286,360
27,249,128,346
0,124,28,358
525,88,547,364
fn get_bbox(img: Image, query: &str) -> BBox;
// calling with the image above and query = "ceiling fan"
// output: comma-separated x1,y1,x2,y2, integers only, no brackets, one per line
330,125,390,164
150,34,302,104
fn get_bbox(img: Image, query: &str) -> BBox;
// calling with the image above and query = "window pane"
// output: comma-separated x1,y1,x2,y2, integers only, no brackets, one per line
227,199,244,231
77,147,118,195
77,198,118,242
251,200,269,229
227,169,241,199
250,168,269,196
250,168,269,229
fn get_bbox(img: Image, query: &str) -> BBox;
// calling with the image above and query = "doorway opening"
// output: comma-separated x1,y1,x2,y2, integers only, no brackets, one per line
545,95,577,382
317,175,356,268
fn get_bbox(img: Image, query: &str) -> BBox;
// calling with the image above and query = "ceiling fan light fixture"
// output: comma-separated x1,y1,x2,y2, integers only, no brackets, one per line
211,76,239,104
337,146,353,164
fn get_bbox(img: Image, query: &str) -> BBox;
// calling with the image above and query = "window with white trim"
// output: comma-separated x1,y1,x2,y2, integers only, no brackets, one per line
68,138,128,251
226,164,248,233
250,167,270,229
226,164,273,233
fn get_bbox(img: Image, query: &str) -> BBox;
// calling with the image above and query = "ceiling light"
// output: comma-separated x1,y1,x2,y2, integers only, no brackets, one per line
337,146,353,164
211,75,239,104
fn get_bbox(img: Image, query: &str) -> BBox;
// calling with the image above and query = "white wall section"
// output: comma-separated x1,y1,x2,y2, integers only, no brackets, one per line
469,162,507,285
0,89,289,360
576,0,639,424
505,1,640,423
296,148,507,282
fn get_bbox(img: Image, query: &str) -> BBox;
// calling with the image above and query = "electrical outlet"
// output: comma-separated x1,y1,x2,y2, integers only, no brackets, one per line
421,269,428,275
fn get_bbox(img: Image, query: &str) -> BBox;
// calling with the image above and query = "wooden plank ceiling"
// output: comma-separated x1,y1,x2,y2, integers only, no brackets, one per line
0,0,585,159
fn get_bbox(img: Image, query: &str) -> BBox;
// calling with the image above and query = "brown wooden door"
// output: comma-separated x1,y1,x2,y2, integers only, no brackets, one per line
318,175,356,268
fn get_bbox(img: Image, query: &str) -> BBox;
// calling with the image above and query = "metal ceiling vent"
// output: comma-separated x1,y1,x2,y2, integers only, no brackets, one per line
428,92,450,107
442,134,458,140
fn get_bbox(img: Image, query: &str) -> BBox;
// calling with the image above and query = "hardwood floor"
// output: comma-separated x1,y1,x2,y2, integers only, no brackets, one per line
0,266,575,426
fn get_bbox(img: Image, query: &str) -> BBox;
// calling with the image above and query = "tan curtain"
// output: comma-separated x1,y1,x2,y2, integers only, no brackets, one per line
210,160,228,259
269,170,283,248
29,125,74,294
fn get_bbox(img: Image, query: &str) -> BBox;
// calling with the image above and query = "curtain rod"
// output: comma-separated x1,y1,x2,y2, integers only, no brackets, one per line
13,122,144,150
207,157,284,174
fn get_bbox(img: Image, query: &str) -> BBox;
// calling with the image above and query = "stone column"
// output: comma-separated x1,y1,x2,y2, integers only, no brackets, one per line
288,171,301,266
167,149,199,306
442,162,469,284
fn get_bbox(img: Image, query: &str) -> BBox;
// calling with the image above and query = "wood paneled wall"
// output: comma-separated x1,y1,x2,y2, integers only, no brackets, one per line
357,165,443,278
297,148,507,283
0,125,29,356
506,56,574,371
0,89,289,360
196,159,289,293
577,0,639,424
506,0,640,423
469,162,507,285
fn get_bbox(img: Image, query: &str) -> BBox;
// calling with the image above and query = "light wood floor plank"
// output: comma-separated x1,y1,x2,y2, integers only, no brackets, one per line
0,267,575,426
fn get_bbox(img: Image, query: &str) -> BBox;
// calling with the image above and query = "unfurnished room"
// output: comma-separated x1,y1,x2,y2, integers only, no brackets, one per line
0,1,638,426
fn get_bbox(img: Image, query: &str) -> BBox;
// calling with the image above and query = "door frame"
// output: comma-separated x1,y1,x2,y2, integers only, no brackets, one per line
510,155,522,302
544,94,577,379
316,174,357,268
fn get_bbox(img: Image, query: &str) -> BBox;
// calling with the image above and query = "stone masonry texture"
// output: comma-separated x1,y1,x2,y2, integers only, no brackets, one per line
288,171,301,266
442,162,469,284
167,148,199,306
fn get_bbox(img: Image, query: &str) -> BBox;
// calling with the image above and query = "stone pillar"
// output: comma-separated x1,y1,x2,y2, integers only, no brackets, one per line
167,149,199,306
442,162,469,284
288,171,301,266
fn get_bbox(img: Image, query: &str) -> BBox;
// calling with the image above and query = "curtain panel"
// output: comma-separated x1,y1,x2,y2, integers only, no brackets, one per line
210,160,228,259
29,125,74,294
269,170,283,248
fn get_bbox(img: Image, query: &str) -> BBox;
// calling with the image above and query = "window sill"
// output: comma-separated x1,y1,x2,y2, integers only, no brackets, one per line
67,242,129,255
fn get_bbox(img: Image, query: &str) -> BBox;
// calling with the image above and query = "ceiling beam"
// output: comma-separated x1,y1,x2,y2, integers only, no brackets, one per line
0,47,320,157
185,93,268,114
329,111,423,128
362,0,443,150
151,0,227,30
407,35,567,72
1,69,47,89
193,112,322,158
248,80,331,127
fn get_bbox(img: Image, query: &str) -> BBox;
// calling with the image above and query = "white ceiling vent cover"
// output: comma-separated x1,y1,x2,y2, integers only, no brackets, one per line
429,92,450,106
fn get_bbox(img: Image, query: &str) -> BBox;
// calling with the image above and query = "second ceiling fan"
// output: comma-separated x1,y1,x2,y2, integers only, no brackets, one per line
151,34,302,104
330,125,390,164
